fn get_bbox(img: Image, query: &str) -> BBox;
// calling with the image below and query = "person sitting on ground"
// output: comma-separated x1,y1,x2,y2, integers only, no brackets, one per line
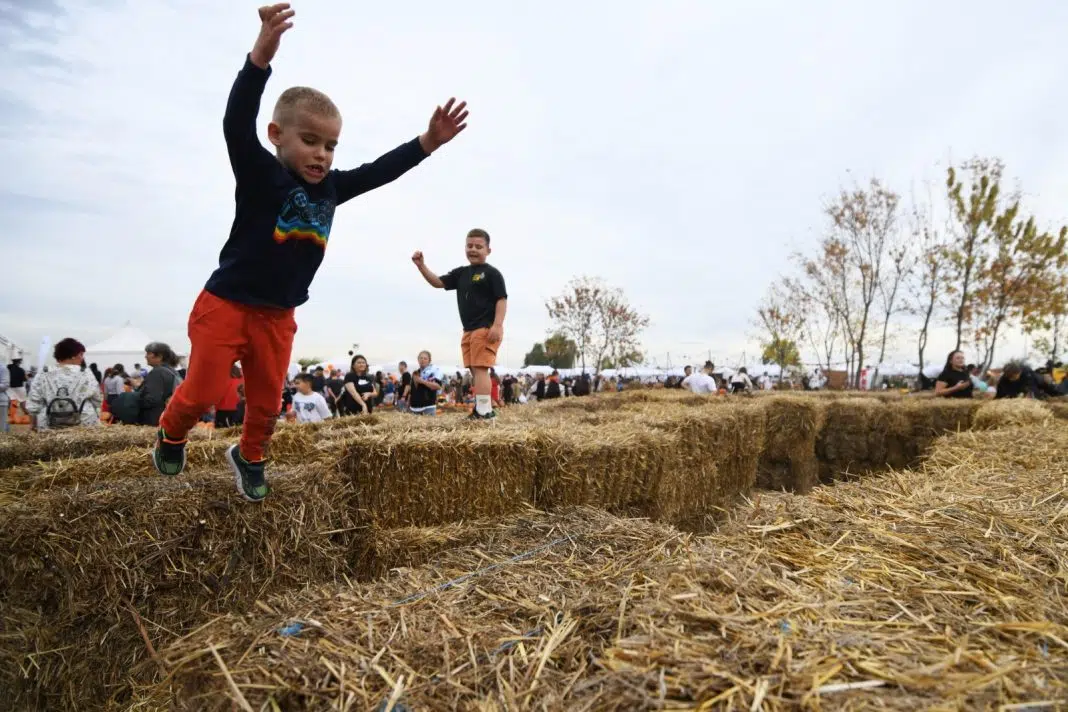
140,342,184,427
730,367,754,394
409,350,444,416
995,361,1062,400
287,373,332,423
24,338,103,430
682,361,718,394
935,350,973,399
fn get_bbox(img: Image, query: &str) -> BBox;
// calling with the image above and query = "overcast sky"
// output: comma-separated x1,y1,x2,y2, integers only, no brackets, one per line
2,0,1066,369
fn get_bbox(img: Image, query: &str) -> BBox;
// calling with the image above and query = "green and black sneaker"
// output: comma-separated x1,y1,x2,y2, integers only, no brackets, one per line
467,409,497,423
152,429,187,477
226,445,270,503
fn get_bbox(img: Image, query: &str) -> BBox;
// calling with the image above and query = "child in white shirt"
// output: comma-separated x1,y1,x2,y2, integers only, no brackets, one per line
288,374,332,424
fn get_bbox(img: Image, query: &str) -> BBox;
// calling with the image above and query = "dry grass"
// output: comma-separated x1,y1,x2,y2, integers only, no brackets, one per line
144,423,1068,710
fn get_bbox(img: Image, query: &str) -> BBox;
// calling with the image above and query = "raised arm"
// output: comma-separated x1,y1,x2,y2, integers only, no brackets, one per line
224,4,294,177
411,251,446,289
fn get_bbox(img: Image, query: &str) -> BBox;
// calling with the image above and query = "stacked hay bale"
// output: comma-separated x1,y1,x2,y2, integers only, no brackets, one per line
815,398,912,481
756,396,826,493
973,398,1054,429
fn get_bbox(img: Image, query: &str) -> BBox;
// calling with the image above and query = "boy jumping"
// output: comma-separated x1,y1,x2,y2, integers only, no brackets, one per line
412,229,507,420
153,3,469,501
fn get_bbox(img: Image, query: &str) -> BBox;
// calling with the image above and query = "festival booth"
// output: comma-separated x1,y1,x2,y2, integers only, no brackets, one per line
85,324,158,372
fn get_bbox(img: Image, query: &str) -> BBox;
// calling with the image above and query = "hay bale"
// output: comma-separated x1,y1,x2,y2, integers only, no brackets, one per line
339,426,539,528
756,396,826,493
531,424,679,516
815,398,910,481
145,425,1068,710
146,508,686,712
0,466,370,709
973,398,1054,430
1048,400,1068,421
0,426,221,470
891,399,980,464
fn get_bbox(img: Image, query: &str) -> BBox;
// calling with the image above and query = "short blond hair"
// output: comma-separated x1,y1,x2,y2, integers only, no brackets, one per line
272,86,341,126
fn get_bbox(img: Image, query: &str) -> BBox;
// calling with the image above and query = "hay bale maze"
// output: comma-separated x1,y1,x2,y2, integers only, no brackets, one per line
1,392,1066,710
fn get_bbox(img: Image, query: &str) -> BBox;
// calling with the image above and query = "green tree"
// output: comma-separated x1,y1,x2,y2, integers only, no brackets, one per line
543,332,578,368
523,342,550,367
755,284,805,383
599,349,644,371
761,338,801,373
296,357,323,370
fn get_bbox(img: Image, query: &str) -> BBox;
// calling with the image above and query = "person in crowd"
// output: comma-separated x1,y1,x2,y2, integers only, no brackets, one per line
105,365,126,409
24,338,103,430
374,371,388,407
215,365,244,428
544,370,562,399
682,361,718,394
140,342,184,427
0,358,9,433
325,368,344,416
89,363,103,384
996,361,1062,400
935,350,974,399
730,367,754,394
287,373,332,423
7,357,27,404
396,361,412,411
311,366,326,396
339,355,377,415
409,350,444,416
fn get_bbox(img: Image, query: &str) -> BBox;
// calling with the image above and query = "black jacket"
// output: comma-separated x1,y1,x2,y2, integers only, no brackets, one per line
140,366,182,426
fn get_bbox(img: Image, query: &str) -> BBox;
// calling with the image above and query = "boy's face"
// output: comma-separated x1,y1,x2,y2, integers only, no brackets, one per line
466,236,490,265
418,353,431,369
297,379,313,394
269,109,341,185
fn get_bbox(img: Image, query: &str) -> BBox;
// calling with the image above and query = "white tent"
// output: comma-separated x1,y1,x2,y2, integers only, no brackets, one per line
85,324,156,372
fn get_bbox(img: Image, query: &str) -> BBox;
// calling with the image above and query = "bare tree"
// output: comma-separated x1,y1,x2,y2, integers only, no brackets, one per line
754,284,805,383
546,276,649,376
905,192,949,374
870,238,914,383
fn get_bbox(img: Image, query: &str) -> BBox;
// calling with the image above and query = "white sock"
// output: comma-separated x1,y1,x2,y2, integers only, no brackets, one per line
476,394,492,415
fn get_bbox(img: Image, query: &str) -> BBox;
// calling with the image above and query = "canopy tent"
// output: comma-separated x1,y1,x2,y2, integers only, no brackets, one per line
85,324,157,372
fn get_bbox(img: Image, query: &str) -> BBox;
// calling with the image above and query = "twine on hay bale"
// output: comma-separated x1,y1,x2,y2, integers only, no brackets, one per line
339,426,539,528
144,425,1068,710
756,395,826,493
972,398,1055,430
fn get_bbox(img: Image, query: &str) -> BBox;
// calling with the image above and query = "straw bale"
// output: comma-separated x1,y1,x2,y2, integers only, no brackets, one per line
0,465,369,709
890,398,980,463
973,397,1055,430
0,425,221,471
147,426,1068,709
146,508,687,712
531,423,679,516
756,395,826,493
339,426,539,528
1047,400,1068,420
815,398,911,481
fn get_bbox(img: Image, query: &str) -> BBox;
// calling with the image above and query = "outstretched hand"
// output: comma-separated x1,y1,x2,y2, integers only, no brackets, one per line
250,3,295,69
419,98,469,153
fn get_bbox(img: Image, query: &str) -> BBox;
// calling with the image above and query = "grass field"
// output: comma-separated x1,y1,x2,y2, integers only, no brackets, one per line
1,391,1065,710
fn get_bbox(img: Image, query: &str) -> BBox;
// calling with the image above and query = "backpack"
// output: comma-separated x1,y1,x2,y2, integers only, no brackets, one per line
47,386,88,429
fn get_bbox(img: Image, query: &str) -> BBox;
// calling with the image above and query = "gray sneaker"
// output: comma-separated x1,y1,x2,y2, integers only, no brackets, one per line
226,445,270,502
152,429,187,477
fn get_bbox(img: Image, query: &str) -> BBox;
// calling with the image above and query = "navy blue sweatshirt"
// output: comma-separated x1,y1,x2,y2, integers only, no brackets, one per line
204,56,429,309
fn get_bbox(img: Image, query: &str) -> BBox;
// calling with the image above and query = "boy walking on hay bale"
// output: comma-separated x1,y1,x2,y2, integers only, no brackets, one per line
152,3,470,501
412,229,508,420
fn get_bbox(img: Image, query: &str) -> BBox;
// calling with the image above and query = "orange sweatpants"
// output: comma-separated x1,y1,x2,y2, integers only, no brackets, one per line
160,290,296,461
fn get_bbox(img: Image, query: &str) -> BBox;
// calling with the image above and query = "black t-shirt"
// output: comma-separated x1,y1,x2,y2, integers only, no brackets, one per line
8,364,26,388
340,371,377,412
325,377,344,406
399,372,412,399
995,367,1039,399
937,368,973,398
312,374,326,393
410,370,441,409
440,263,508,332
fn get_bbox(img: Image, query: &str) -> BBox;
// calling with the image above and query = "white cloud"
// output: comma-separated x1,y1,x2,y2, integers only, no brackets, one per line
2,0,1066,369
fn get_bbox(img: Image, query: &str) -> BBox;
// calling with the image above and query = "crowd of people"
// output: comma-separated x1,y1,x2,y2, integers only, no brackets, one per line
3,343,1066,435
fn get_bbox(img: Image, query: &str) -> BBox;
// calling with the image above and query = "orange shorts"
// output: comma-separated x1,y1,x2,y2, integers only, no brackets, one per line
461,328,499,369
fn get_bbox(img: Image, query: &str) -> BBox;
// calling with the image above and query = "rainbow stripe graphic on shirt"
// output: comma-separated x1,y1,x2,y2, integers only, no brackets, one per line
273,188,336,249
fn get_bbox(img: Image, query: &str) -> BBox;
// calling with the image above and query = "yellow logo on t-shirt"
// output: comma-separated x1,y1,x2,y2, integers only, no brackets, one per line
472,272,485,282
